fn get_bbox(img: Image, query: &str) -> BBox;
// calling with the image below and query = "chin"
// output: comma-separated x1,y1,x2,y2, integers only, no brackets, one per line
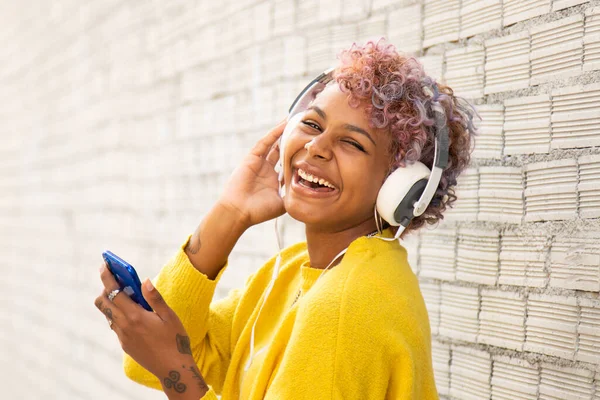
284,201,363,232
285,201,324,224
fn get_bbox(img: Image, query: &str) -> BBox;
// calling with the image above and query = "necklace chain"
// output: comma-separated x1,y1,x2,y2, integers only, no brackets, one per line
290,229,379,308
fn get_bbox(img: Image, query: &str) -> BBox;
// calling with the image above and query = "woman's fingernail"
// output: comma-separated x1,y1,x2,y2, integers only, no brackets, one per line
145,279,154,291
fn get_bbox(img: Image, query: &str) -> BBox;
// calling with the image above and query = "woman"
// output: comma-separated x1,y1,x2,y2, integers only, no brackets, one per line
95,40,475,399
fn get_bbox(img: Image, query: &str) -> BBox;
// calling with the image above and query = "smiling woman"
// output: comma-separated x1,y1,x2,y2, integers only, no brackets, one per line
98,39,476,400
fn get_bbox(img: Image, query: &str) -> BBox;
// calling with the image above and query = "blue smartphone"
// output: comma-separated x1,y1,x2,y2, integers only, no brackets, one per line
102,250,153,312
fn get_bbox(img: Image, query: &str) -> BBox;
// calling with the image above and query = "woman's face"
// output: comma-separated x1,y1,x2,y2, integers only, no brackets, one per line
283,84,392,232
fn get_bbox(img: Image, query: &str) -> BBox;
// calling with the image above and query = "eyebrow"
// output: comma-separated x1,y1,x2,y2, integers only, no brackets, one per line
307,106,376,145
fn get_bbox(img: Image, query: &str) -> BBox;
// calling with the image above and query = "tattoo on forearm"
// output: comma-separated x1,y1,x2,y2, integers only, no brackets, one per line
163,371,186,393
183,364,209,391
176,334,192,355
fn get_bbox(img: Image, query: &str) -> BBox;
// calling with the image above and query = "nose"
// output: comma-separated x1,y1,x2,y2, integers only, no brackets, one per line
304,134,333,160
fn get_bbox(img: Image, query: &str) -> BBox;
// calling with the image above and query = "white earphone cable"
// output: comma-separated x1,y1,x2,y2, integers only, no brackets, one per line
245,218,349,372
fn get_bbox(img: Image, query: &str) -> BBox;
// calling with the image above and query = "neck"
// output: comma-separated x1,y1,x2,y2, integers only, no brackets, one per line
304,219,378,269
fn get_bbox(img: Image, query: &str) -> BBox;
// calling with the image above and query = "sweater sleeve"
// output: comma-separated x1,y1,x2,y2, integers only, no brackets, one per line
123,235,247,396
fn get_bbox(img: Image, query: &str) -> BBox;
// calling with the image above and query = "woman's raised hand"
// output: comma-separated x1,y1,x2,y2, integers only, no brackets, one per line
217,120,287,229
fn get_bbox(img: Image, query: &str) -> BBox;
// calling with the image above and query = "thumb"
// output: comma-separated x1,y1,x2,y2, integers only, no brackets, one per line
142,278,172,320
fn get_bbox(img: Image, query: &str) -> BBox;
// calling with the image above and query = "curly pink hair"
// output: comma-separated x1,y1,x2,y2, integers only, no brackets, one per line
334,39,477,234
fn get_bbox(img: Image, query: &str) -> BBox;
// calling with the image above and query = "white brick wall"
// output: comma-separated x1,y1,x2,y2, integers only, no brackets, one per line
1,1,600,399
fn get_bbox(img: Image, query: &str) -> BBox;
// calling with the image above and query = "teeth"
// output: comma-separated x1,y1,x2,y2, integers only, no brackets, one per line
298,169,335,189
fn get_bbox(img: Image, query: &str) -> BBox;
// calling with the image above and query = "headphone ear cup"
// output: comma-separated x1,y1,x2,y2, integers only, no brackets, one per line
376,162,431,226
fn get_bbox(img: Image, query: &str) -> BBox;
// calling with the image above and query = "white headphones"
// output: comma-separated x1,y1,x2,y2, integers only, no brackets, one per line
276,67,450,238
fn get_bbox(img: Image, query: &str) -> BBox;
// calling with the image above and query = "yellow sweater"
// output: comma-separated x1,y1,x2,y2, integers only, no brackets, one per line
123,229,439,399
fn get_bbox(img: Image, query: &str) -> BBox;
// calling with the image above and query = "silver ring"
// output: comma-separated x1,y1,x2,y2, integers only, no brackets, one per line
108,288,121,302
108,319,113,328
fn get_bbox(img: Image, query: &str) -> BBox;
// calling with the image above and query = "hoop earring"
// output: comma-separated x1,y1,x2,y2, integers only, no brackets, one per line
374,205,384,234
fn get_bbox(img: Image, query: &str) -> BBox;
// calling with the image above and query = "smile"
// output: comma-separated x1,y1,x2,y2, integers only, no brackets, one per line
297,168,336,189
291,168,338,197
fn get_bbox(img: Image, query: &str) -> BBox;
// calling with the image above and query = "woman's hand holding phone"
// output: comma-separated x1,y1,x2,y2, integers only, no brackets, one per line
94,264,209,398
217,119,287,229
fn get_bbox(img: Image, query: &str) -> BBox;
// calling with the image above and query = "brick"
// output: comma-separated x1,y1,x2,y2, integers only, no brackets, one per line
539,364,595,400
431,340,451,395
419,54,444,81
272,0,295,35
553,0,589,11
525,159,578,222
357,15,386,44
252,85,275,126
261,39,285,83
478,289,526,351
423,0,460,47
341,0,370,22
444,167,479,221
503,0,551,26
551,82,600,150
176,103,202,139
183,24,218,69
231,47,255,91
525,293,578,359
550,230,600,292
485,31,530,94
456,228,500,285
577,298,600,363
419,281,440,335
450,346,492,400
306,27,333,74
478,166,524,224
504,94,551,155
387,5,422,54
318,0,343,22
471,104,504,159
499,230,548,287
253,2,272,42
460,0,502,39
491,355,539,399
578,155,600,218
584,7,600,71
274,80,307,116
445,46,485,99
440,284,479,342
181,66,212,103
226,8,254,52
530,15,584,85
419,227,456,281
282,36,307,77
331,24,359,59
400,231,420,275
372,0,417,11
297,0,319,30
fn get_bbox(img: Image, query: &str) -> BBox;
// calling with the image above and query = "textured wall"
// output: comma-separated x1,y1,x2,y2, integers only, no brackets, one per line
1,1,599,399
